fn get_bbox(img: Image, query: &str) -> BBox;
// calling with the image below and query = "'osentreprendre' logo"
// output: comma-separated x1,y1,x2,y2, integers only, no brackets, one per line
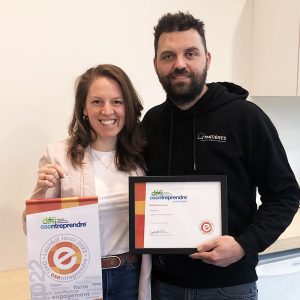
150,190,187,202
40,216,87,230
40,234,90,282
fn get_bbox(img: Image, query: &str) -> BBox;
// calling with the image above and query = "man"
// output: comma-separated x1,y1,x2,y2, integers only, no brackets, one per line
142,11,300,300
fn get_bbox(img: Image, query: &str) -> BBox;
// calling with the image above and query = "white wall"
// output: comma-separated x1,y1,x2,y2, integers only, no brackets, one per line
0,0,254,271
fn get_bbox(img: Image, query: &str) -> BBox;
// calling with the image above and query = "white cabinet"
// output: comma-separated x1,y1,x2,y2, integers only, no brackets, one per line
257,250,300,300
251,0,300,96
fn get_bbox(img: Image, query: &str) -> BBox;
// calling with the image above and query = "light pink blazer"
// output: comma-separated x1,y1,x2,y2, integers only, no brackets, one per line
39,140,96,198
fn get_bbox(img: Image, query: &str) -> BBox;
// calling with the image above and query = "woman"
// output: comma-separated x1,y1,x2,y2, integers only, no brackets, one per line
27,64,151,300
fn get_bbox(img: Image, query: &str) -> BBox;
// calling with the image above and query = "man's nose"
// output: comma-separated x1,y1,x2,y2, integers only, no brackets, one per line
173,55,187,69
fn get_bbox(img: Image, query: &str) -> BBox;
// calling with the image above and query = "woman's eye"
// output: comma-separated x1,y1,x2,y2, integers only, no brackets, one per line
113,100,123,105
92,99,102,105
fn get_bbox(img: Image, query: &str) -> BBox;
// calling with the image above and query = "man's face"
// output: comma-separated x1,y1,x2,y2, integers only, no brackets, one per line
154,29,211,107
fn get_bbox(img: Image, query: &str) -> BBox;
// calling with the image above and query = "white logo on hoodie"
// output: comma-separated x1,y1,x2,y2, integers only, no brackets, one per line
197,132,227,143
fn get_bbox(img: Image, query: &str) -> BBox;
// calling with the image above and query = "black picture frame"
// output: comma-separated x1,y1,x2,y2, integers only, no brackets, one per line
129,175,227,254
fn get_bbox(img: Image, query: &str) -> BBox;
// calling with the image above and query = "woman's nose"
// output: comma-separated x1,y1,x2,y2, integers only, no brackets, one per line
101,103,113,115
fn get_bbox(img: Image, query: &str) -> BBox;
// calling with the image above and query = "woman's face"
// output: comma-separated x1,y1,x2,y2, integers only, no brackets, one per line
84,76,126,149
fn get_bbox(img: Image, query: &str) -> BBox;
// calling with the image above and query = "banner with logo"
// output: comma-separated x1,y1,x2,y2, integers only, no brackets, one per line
129,175,227,254
26,196,103,300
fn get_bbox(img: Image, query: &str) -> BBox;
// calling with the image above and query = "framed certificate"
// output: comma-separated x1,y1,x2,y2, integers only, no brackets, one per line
129,175,227,254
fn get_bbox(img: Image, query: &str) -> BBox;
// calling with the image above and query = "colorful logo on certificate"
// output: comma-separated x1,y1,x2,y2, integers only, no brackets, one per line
199,220,214,234
40,234,90,282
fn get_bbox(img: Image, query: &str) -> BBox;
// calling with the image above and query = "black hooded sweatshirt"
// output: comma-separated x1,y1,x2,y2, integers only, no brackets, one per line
142,82,300,288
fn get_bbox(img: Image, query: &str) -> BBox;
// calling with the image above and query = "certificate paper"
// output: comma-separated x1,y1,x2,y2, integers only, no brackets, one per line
129,176,227,254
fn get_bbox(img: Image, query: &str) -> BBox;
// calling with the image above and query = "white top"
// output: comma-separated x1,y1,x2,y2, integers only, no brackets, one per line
91,149,152,299
91,149,133,256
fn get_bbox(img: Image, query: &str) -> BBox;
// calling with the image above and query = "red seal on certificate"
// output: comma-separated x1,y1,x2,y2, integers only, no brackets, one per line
200,220,214,234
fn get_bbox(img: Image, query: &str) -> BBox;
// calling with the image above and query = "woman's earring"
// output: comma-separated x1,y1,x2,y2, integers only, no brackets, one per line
83,115,88,121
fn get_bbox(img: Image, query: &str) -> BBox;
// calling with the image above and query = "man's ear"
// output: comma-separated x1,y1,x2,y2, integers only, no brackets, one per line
206,51,212,70
153,57,158,74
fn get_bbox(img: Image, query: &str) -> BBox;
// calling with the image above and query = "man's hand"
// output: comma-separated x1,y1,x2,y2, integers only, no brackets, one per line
189,235,245,267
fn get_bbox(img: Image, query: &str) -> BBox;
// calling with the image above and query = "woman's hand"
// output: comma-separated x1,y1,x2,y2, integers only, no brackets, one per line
24,164,67,234
36,163,67,189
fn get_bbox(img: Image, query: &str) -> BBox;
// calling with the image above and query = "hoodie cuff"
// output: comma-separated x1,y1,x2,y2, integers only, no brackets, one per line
234,235,259,257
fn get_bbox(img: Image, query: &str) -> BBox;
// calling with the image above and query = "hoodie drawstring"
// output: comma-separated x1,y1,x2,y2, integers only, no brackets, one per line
193,116,197,171
168,109,173,176
168,109,197,174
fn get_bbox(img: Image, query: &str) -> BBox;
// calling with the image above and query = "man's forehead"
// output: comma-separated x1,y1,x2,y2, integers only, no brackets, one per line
157,30,203,53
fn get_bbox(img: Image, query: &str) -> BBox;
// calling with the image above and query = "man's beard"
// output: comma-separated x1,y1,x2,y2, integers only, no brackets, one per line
158,66,208,106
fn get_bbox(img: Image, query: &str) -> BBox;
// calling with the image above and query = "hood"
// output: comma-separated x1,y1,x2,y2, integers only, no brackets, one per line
164,82,249,174
165,82,249,117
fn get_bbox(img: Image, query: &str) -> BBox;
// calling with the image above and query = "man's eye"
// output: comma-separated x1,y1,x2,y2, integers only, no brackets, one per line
186,52,196,58
186,51,199,59
162,54,173,61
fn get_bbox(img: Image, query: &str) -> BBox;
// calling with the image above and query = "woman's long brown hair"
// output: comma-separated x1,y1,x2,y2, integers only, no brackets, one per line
67,64,146,172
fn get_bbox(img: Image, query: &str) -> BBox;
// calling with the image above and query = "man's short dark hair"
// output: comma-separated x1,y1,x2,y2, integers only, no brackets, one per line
154,11,207,57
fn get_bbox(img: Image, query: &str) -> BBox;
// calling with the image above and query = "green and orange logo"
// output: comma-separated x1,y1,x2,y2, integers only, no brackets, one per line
48,242,82,275
40,234,89,281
